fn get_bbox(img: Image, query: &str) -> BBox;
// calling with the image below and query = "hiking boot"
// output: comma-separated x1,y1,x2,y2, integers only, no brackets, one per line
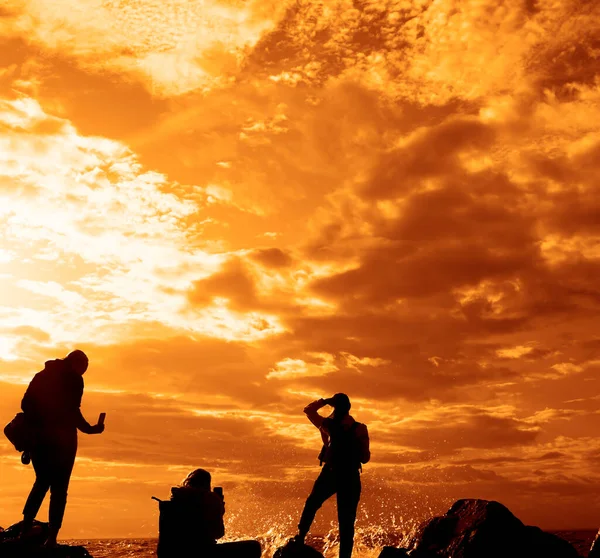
21,451,31,465
44,534,58,548
44,526,59,548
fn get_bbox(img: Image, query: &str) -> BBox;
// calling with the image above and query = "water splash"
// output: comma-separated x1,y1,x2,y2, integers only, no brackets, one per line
225,518,422,558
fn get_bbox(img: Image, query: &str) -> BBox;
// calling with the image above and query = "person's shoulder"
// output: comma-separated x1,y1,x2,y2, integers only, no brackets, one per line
207,491,222,505
65,369,84,385
201,490,224,514
199,490,221,502
33,360,58,378
28,363,56,385
354,422,368,434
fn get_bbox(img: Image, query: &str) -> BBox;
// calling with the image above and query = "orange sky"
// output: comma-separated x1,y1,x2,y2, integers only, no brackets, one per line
1,0,599,540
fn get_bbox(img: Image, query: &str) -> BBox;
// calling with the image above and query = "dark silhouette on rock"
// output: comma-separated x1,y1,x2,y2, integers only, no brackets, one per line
154,467,261,558
402,499,579,558
275,539,326,558
10,350,106,548
589,530,600,558
0,520,91,557
377,546,410,558
294,394,370,558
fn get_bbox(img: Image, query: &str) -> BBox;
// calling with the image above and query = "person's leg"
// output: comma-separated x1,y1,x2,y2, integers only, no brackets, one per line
45,448,76,547
213,540,262,558
21,448,52,536
297,468,337,541
336,471,361,558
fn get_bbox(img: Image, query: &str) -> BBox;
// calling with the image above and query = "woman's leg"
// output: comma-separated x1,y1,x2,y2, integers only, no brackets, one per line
46,445,77,546
21,448,52,534
336,471,361,558
297,468,337,541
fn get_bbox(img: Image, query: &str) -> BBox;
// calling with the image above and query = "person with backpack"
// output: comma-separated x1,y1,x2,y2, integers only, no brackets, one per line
293,393,370,558
154,468,261,558
19,350,105,547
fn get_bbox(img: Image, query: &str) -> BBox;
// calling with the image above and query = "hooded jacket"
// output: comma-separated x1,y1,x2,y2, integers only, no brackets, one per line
21,359,94,440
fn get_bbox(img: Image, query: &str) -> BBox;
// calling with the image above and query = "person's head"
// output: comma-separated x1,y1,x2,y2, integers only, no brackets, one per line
329,393,351,417
182,468,211,490
65,350,89,375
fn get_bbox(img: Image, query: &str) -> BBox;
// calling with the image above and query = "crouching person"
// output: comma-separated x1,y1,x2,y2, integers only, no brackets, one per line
155,468,261,558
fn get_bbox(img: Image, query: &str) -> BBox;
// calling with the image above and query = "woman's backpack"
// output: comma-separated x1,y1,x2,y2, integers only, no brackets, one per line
152,489,223,558
3,412,34,452
319,420,366,470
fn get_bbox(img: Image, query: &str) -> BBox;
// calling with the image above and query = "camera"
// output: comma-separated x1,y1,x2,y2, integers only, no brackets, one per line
214,486,224,498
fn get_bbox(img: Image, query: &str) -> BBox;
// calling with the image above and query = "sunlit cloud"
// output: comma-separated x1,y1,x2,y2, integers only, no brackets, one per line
496,345,534,359
267,353,338,380
1,0,293,96
0,95,292,350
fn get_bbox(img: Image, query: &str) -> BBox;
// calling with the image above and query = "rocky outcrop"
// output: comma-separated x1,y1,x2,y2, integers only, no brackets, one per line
0,520,92,558
399,499,579,558
589,530,600,558
378,546,410,558
274,539,325,558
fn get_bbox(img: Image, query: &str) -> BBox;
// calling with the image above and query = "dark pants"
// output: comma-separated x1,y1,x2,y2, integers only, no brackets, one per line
298,467,361,558
23,433,77,530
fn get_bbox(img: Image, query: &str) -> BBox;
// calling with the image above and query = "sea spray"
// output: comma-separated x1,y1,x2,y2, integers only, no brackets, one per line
63,530,598,558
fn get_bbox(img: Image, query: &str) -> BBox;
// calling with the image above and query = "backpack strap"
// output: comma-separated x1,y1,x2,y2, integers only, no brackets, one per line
351,422,362,472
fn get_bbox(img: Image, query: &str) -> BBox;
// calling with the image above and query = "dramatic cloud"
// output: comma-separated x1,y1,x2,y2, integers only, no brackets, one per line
1,0,294,96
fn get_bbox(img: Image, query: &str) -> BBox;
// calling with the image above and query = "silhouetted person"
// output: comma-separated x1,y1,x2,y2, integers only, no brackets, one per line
156,468,261,558
294,393,370,558
20,350,105,547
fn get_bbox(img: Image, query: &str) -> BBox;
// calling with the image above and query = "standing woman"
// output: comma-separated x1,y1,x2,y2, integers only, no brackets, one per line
20,350,105,547
295,393,370,558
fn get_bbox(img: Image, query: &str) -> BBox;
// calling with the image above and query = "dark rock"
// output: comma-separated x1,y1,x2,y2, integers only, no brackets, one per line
377,546,410,558
407,499,580,558
0,520,92,558
520,526,581,558
590,530,600,558
274,539,325,558
0,520,50,546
